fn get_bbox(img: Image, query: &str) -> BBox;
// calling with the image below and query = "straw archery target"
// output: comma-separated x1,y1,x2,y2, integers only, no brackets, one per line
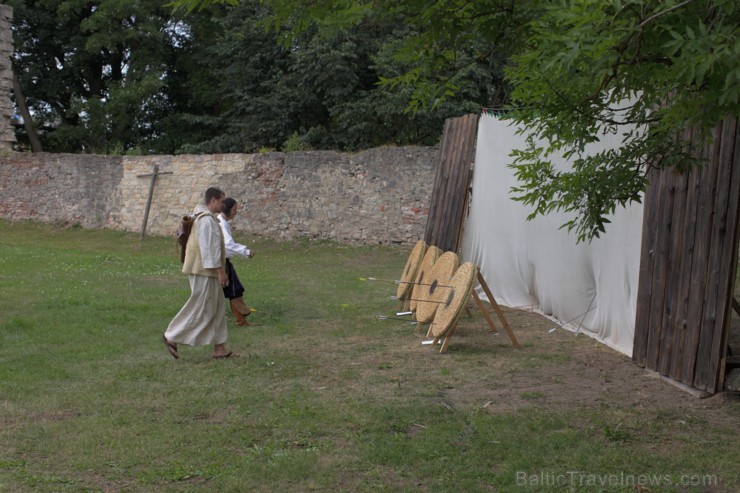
409,245,441,311
430,262,478,338
396,240,427,300
415,251,459,323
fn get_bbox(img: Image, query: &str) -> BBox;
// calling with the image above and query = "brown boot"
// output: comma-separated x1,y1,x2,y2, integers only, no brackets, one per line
230,296,252,316
230,298,248,326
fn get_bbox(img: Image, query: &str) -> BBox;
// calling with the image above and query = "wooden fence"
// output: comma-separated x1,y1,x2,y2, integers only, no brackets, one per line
426,113,738,394
633,116,740,394
424,114,479,252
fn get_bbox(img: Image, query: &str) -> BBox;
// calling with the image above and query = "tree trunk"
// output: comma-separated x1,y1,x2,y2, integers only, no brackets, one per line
12,74,42,152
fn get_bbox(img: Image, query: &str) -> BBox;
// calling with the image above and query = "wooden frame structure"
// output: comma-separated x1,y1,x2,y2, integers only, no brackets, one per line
420,113,521,353
633,117,740,394
422,113,738,393
427,272,521,353
424,114,479,252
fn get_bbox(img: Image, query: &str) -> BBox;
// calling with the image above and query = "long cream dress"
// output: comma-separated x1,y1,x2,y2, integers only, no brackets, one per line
165,207,227,346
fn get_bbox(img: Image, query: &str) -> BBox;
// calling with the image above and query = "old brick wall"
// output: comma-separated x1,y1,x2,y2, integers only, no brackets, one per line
0,146,437,245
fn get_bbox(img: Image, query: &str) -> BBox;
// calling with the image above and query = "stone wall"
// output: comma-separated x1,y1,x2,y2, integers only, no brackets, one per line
0,4,436,245
0,146,438,244
0,152,123,226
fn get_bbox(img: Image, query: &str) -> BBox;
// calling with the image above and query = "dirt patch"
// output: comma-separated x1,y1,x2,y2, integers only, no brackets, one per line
442,306,737,414
295,303,739,427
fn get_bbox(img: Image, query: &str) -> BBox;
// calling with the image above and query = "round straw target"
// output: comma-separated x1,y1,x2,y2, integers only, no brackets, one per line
415,251,459,323
409,245,441,312
396,240,427,300
430,262,478,338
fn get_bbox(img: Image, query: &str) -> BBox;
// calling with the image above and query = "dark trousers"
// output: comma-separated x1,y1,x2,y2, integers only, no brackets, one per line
223,259,245,299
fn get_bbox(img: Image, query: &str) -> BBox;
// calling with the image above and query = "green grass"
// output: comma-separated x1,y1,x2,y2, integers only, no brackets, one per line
0,220,738,492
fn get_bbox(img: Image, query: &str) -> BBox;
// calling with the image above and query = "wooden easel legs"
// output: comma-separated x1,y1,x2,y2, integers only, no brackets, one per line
476,272,521,349
426,273,521,353
433,321,461,353
471,290,498,334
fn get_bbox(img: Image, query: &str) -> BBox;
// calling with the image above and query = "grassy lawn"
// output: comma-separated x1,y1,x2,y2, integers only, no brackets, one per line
0,220,738,492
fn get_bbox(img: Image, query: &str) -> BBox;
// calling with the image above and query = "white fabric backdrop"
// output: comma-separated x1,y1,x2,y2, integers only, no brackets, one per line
460,114,644,355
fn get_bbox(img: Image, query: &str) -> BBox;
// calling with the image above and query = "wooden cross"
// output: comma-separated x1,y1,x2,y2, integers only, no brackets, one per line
136,164,173,239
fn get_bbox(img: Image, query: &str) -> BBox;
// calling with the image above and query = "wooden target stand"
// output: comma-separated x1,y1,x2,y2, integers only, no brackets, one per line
396,241,521,353
446,271,522,353
426,271,521,353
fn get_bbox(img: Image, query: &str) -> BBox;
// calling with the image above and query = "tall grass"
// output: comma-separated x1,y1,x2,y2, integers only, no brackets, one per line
0,220,738,492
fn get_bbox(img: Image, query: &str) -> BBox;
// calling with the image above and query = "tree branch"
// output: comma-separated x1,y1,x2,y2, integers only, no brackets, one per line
12,73,43,152
636,0,696,30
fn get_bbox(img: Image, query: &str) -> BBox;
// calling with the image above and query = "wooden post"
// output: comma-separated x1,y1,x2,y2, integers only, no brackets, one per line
471,289,498,334
137,164,173,240
477,272,521,349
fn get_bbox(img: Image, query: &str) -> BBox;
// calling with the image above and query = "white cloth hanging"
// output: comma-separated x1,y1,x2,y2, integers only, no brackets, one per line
460,114,644,355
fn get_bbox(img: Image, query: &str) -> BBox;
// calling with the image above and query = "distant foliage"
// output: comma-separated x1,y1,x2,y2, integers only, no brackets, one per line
18,0,736,242
9,0,181,154
10,0,501,155
282,132,312,152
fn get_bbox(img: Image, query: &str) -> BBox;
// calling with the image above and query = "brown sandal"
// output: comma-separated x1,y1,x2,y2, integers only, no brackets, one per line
162,334,179,359
212,351,239,359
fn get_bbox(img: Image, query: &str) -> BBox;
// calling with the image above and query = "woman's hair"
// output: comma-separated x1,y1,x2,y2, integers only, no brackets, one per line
222,197,238,217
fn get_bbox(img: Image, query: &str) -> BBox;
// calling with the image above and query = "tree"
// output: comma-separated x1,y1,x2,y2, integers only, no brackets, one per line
9,0,183,153
506,0,740,241
11,73,41,151
12,0,507,154
167,0,505,152
270,20,493,151
262,0,525,112
173,0,739,241
159,0,295,154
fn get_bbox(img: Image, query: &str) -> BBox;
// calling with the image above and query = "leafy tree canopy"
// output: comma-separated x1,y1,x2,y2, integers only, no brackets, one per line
9,0,183,153
10,0,502,154
507,0,740,241
173,0,739,241
165,2,497,153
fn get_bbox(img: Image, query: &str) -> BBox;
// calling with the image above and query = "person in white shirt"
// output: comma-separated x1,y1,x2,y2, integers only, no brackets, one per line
218,197,257,326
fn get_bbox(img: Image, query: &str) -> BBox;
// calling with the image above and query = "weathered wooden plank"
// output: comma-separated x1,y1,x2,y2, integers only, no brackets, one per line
711,116,740,392
644,168,674,369
454,168,474,250
698,117,740,393
681,126,721,384
713,117,740,391
426,119,452,245
633,167,662,366
661,126,696,380
694,119,733,390
668,129,702,381
425,119,454,247
433,118,462,248
438,117,465,249
448,115,478,251
659,167,688,377
452,114,478,249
